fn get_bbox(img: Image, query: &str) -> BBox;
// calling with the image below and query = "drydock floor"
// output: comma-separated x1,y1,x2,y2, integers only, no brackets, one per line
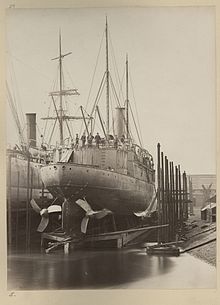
7,245,216,290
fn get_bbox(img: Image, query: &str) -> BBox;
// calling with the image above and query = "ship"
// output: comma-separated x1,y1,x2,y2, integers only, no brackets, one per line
7,87,57,242
39,19,156,235
6,86,53,212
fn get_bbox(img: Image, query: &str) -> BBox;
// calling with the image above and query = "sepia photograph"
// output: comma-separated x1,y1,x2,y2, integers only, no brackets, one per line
5,5,216,293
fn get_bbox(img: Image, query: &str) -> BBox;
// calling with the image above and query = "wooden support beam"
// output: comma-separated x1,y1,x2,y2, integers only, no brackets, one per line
7,155,12,247
15,171,20,250
178,165,183,232
165,156,169,242
175,166,179,233
25,155,30,251
161,151,165,241
157,143,161,244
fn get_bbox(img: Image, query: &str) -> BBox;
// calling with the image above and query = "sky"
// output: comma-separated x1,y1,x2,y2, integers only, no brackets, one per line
5,7,216,175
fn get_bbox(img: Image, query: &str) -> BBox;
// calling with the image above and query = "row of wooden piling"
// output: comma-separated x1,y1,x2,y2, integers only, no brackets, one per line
157,143,189,243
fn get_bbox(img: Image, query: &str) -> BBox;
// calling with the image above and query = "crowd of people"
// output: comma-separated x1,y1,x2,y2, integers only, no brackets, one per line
69,132,153,168
71,132,126,150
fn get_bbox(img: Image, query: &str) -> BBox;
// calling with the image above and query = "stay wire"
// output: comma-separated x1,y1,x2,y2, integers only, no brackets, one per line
84,29,105,113
109,32,125,103
129,102,142,147
129,70,143,145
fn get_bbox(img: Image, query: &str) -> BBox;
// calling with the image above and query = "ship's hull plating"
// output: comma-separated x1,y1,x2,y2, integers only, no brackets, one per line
40,163,155,215
7,153,52,209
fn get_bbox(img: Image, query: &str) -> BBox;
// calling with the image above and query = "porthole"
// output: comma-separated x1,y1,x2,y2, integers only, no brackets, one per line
69,168,71,170
62,166,65,169
54,166,57,170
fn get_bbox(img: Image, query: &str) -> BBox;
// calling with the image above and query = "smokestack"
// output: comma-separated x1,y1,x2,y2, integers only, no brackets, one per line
115,107,125,138
26,113,36,148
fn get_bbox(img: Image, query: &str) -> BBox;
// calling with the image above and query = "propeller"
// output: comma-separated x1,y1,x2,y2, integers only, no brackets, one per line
30,199,62,232
75,198,112,233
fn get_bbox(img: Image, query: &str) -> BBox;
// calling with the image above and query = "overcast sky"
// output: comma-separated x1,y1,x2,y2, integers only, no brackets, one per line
6,7,216,175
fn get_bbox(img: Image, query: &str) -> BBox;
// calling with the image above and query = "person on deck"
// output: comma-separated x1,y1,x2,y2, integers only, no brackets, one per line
114,135,119,149
87,133,94,147
81,132,86,147
120,134,125,144
95,132,101,148
75,134,79,148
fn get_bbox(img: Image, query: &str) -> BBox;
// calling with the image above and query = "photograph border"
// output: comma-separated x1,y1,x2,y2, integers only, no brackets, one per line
0,0,219,305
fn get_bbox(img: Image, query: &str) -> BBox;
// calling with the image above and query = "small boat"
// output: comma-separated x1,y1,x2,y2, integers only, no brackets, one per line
146,244,180,256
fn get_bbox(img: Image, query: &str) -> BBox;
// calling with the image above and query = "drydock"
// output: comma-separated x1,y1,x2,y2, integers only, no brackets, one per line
6,16,216,290
7,143,216,289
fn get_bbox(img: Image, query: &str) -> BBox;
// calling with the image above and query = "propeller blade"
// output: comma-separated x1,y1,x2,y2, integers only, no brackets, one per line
30,199,41,214
81,216,90,234
134,211,148,217
76,198,93,213
134,191,157,217
37,217,49,232
93,209,112,219
208,183,212,189
40,208,48,216
202,184,206,190
48,205,62,213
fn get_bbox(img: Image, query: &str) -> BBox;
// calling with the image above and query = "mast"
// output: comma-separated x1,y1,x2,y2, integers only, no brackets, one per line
126,54,129,139
59,30,64,145
49,31,80,146
105,17,110,137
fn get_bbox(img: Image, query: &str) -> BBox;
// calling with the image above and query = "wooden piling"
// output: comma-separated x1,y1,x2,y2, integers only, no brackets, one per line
169,161,174,241
7,154,12,247
171,162,176,239
161,151,165,241
157,143,161,244
178,165,183,233
165,156,169,241
15,171,20,249
156,144,189,243
26,155,30,250
183,171,188,220
175,166,179,235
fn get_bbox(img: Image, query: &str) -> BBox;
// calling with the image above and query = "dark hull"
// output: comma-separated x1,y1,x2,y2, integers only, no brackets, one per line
41,163,155,215
7,152,52,210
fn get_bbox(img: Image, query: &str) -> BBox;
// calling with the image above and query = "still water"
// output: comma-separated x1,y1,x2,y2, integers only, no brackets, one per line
8,247,216,290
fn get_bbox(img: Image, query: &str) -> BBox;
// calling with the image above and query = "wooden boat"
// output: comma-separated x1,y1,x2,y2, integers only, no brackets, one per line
146,244,180,256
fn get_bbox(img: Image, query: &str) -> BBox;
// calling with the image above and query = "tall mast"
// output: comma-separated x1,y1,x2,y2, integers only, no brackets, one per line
126,54,129,139
59,30,64,145
105,16,110,137
50,31,80,146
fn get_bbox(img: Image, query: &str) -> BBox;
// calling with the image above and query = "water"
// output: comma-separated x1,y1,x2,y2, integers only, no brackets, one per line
7,247,216,290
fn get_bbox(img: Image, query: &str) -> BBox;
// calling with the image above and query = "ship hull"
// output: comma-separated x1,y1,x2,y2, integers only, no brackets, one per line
40,163,155,215
7,151,52,210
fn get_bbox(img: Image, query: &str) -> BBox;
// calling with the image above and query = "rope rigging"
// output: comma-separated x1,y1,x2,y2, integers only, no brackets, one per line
7,21,145,151
129,70,143,145
84,29,105,113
